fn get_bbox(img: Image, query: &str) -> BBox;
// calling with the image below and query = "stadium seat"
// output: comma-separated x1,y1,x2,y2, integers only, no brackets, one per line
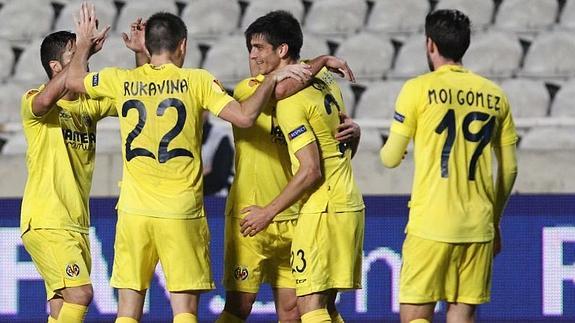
0,0,53,42
521,127,575,150
0,39,14,82
95,119,121,154
304,0,368,39
334,32,394,81
520,31,575,79
55,0,117,33
203,35,249,88
0,82,32,124
435,0,494,30
366,0,429,35
240,0,305,30
388,33,428,79
300,33,330,60
89,35,139,71
181,38,203,69
550,78,575,117
355,81,404,120
182,0,241,43
1,132,26,155
494,0,558,34
465,31,522,78
500,78,550,118
559,0,575,29
116,0,177,33
13,39,48,83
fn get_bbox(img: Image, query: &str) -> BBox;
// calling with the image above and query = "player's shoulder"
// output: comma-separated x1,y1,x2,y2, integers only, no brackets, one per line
233,75,262,100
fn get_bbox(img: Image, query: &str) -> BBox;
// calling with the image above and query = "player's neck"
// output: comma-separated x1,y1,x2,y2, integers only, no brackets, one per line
434,57,462,70
149,53,177,67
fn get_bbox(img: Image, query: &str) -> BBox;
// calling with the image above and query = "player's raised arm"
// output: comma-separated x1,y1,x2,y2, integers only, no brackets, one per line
122,18,150,67
66,2,110,94
218,63,311,128
275,55,355,100
30,64,70,116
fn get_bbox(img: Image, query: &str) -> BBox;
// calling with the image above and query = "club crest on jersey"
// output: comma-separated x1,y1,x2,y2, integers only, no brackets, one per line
82,115,93,128
394,111,405,123
288,125,307,140
233,266,249,281
65,263,81,278
92,73,99,86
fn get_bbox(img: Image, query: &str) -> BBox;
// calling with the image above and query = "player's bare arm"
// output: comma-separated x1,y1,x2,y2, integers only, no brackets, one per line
122,18,149,67
493,144,518,256
218,63,312,128
275,55,355,99
240,142,322,237
380,131,411,168
336,112,361,158
31,64,70,116
66,2,110,94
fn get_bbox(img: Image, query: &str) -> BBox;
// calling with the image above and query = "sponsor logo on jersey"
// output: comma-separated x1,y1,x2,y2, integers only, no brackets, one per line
393,111,405,123
65,263,81,278
233,266,249,281
288,125,307,140
92,73,99,86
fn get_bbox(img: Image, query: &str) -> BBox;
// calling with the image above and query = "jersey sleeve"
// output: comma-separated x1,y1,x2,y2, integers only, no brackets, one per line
277,95,316,154
95,97,118,119
494,94,518,147
20,89,43,121
196,69,235,116
233,75,263,102
390,78,420,138
84,67,121,100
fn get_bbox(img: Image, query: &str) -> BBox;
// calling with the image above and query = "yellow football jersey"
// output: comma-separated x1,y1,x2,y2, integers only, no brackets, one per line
20,86,116,234
84,64,234,219
276,68,364,213
391,64,518,243
226,75,300,221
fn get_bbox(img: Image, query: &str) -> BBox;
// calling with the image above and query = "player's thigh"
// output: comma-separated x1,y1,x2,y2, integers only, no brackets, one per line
154,216,214,292
454,241,493,304
265,219,297,290
399,234,453,304
111,212,158,291
22,228,91,300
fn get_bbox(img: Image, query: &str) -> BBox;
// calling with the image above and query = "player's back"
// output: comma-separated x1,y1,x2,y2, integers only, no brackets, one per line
86,63,233,219
277,68,364,214
393,64,517,242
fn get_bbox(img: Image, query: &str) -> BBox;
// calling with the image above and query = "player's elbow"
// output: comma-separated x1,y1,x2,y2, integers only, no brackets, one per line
234,115,256,128
303,165,322,187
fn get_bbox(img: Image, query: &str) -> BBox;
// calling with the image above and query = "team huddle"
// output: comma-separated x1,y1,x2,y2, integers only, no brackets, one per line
19,2,517,323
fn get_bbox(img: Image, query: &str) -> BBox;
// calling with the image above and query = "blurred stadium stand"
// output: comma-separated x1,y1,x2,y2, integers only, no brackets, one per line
1,0,575,197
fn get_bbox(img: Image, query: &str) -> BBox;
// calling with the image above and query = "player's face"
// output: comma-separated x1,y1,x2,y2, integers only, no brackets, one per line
248,34,281,76
60,40,76,67
426,37,435,72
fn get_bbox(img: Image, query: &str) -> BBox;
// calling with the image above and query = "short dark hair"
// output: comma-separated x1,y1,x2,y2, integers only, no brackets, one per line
145,12,187,55
244,10,303,60
40,31,76,79
425,9,470,62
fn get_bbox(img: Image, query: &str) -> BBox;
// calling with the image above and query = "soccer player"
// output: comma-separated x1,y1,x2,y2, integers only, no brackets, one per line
218,11,358,323
380,9,518,323
65,4,310,323
20,28,113,323
237,11,364,323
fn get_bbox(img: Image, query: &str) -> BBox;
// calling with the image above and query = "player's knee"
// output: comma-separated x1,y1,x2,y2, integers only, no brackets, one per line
224,292,256,319
276,296,299,321
62,284,93,306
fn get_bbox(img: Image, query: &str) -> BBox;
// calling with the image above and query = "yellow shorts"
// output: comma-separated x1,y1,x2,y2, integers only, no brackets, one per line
291,209,364,296
111,211,215,292
21,228,91,300
399,234,493,304
223,216,296,293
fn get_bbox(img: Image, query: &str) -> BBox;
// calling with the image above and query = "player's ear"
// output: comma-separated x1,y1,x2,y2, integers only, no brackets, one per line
277,43,289,59
179,38,187,55
426,37,435,55
49,60,62,75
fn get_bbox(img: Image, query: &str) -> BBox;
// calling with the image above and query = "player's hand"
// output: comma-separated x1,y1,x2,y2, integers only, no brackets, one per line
239,205,274,237
335,112,360,142
74,2,110,54
122,18,148,56
325,56,355,82
494,226,502,256
271,63,312,83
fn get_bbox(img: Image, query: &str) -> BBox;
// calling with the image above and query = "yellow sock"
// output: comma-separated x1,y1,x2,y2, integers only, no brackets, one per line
301,308,331,323
115,317,138,323
174,312,198,323
57,302,88,323
330,312,345,323
48,316,57,323
216,311,244,323
409,320,431,323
